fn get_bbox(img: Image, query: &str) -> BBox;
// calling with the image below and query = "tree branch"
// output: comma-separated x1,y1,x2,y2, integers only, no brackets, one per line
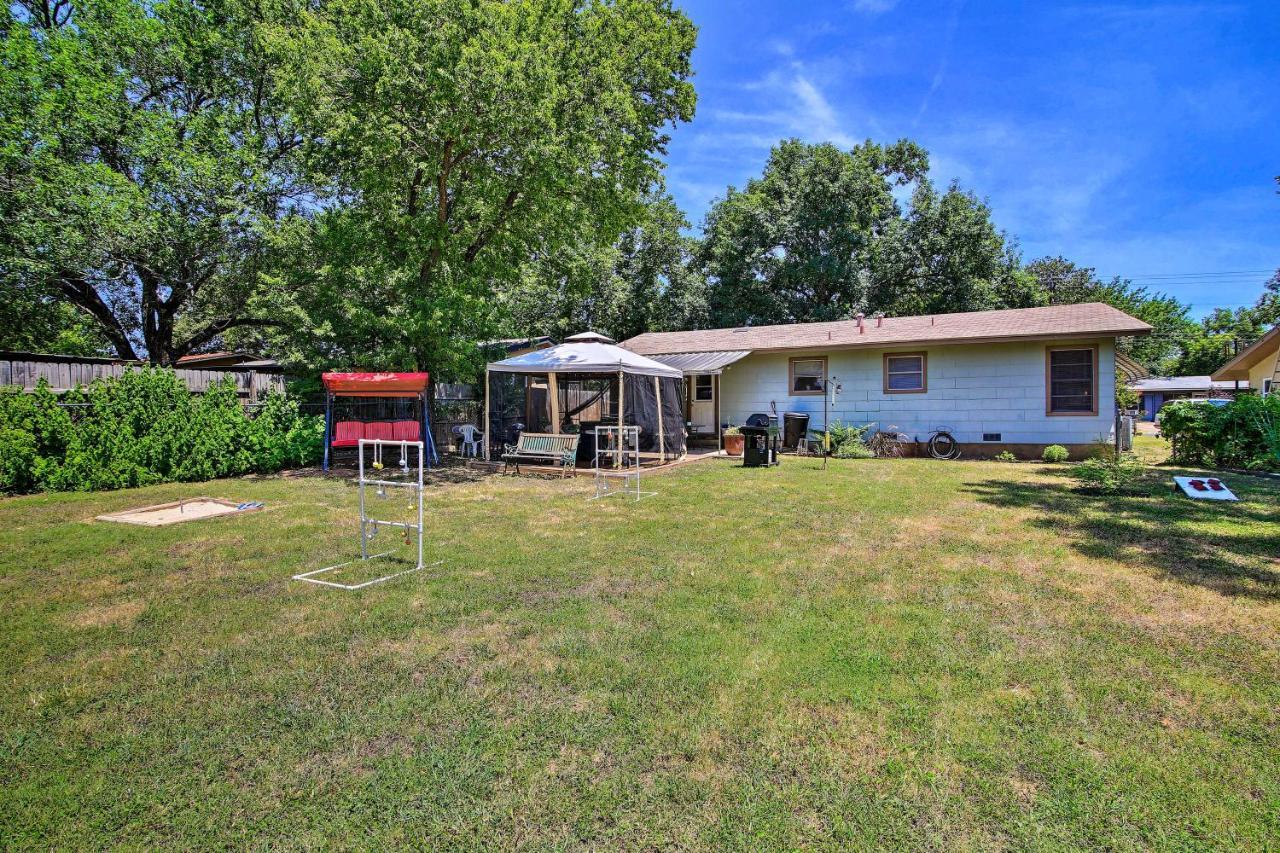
463,190,520,263
58,274,139,361
174,317,289,358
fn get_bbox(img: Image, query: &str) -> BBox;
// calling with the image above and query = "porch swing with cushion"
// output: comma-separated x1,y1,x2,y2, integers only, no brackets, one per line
322,372,440,471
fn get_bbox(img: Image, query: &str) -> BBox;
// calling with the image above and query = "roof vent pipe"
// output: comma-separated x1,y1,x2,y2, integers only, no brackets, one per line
856,312,865,333
874,312,885,328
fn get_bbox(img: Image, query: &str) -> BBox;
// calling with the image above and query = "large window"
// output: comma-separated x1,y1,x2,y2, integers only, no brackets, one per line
789,357,826,395
1047,346,1098,415
694,374,713,401
883,352,927,393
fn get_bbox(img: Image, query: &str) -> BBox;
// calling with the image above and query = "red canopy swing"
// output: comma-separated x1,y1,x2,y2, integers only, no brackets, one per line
321,372,438,471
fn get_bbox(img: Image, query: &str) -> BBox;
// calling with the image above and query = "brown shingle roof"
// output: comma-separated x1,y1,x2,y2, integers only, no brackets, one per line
1210,324,1280,381
621,303,1151,355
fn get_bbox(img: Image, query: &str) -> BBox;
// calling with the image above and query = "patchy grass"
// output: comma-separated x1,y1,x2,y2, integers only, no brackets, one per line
1,447,1277,848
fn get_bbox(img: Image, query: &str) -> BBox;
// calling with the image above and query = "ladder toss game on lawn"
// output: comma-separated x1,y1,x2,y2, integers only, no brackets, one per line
590,425,655,501
293,438,442,590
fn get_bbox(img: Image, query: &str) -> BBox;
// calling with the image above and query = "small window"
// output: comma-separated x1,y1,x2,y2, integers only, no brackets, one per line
789,358,826,395
1263,379,1272,398
694,375,713,401
1047,346,1097,415
883,352,926,393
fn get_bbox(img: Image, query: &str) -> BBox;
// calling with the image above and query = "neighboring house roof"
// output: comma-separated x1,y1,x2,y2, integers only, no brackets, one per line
176,351,236,364
621,303,1151,356
481,336,553,354
647,351,753,375
1210,325,1280,382
1128,376,1248,393
176,351,280,370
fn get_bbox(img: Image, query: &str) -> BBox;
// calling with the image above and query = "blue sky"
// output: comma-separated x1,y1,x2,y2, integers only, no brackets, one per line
664,1,1280,316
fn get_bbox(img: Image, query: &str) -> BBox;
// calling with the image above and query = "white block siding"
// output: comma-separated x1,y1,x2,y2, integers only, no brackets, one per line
717,339,1117,446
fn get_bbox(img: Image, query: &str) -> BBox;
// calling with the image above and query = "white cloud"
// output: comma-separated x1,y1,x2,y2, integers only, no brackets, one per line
850,0,899,13
714,66,857,149
790,76,856,147
767,39,795,58
926,119,1132,239
913,0,966,125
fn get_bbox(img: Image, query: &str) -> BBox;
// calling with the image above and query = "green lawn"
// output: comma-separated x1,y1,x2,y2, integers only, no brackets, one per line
2,440,1278,848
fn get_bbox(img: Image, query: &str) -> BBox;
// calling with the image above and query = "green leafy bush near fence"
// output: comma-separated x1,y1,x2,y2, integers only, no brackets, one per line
0,369,323,494
1158,395,1280,471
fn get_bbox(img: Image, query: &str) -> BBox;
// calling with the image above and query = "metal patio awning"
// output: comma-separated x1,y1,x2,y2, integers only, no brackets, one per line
647,350,752,375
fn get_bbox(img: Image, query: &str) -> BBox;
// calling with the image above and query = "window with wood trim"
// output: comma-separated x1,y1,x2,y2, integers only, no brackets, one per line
883,352,927,393
693,374,713,401
1047,346,1097,415
789,357,826,395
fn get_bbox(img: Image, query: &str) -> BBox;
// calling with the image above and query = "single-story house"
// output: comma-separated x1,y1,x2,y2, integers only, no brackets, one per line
176,350,281,371
480,336,554,358
1211,325,1279,399
1128,376,1250,421
620,302,1151,459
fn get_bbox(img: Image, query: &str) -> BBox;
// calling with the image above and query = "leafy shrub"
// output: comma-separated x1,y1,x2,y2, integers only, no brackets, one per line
826,421,870,447
824,421,874,458
0,427,38,494
993,450,1017,462
1115,369,1139,412
722,426,741,436
833,438,874,459
1159,396,1280,471
0,370,323,494
1042,444,1070,463
1071,449,1147,494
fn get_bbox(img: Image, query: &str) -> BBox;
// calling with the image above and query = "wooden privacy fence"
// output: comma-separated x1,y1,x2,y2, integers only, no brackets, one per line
0,352,286,401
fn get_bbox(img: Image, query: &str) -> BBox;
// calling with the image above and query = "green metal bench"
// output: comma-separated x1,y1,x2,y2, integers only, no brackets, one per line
502,432,580,478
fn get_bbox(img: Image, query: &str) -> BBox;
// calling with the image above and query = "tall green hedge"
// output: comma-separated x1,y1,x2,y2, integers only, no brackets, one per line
1158,395,1280,471
0,369,323,494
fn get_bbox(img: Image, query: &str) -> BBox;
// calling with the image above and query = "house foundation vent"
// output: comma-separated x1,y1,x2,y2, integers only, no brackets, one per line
982,433,1001,442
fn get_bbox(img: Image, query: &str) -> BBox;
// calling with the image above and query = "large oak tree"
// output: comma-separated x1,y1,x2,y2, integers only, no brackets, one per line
260,0,697,375
0,0,303,364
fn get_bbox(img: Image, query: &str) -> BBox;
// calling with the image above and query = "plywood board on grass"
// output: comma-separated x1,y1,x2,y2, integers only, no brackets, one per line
96,498,263,526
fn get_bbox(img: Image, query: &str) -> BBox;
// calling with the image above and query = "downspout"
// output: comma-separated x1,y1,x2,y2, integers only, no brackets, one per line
483,368,491,461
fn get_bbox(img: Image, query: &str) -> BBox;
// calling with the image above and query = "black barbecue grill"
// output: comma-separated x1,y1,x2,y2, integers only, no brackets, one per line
740,413,779,467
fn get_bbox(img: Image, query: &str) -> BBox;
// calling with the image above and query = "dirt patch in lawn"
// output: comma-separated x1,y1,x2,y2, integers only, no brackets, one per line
67,600,145,629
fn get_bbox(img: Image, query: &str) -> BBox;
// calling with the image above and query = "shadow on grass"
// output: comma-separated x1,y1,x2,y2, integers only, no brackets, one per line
964,467,1280,602
286,456,494,486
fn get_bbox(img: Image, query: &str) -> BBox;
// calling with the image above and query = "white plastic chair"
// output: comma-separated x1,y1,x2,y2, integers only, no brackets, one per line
459,424,483,457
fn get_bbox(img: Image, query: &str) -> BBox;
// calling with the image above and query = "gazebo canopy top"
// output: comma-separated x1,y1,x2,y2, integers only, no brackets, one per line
321,371,431,398
487,340,680,379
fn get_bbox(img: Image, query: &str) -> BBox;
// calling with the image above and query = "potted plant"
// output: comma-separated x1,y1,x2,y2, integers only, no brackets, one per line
722,426,744,456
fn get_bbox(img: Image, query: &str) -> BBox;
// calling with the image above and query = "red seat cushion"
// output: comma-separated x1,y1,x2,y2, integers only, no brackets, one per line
332,421,365,447
365,421,395,442
391,420,420,442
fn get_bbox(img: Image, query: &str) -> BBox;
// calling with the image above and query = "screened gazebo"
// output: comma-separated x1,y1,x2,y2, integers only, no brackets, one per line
483,332,686,465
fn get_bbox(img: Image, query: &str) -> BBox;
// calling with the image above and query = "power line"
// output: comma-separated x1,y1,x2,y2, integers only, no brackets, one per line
1105,270,1273,280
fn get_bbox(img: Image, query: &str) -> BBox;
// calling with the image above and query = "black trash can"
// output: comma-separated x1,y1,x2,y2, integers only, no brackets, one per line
783,412,810,449
740,425,779,467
